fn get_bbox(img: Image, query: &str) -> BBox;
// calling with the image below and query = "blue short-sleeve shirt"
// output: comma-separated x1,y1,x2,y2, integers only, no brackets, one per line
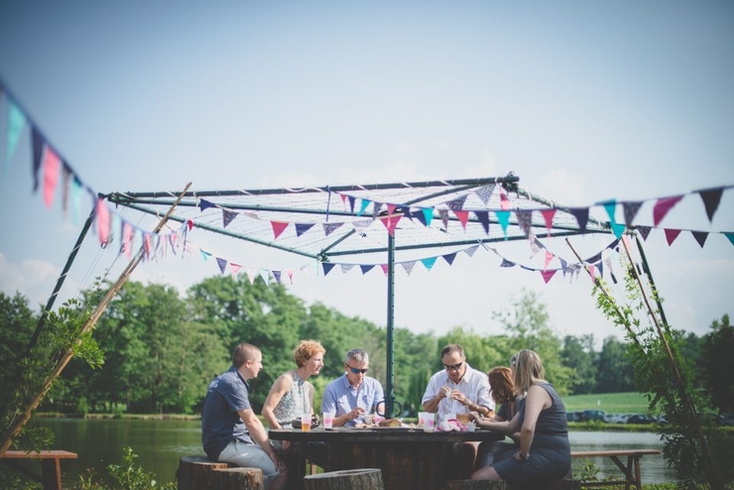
201,366,255,460
321,374,384,427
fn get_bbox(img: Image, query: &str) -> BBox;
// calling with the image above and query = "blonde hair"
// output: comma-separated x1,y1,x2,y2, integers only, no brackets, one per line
512,349,546,394
293,340,325,367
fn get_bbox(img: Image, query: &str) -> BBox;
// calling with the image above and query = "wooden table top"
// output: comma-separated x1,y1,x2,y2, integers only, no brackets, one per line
269,426,505,443
1,450,79,460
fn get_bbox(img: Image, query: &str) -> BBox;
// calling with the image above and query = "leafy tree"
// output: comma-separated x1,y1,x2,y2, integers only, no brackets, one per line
561,334,598,394
491,289,573,394
700,314,734,413
595,336,634,393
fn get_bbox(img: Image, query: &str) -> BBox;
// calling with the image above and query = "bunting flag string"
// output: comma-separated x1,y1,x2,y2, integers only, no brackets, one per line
0,78,192,253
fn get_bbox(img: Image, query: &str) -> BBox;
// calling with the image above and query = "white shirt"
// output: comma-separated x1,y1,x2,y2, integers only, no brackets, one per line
421,363,494,418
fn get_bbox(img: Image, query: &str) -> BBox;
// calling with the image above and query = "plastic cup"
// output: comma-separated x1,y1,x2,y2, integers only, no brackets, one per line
418,412,435,432
301,413,312,432
322,411,335,429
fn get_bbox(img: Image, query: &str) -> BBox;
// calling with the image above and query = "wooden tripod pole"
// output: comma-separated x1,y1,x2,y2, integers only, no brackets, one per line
0,183,192,456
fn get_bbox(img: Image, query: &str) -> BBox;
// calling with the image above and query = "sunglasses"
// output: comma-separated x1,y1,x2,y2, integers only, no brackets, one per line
345,364,368,374
443,362,463,371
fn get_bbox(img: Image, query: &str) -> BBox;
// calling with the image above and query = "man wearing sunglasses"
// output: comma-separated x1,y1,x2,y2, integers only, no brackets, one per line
321,348,385,427
421,344,494,479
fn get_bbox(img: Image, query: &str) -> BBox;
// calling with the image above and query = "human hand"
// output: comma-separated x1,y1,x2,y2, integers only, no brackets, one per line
450,390,467,404
350,407,365,420
440,387,452,399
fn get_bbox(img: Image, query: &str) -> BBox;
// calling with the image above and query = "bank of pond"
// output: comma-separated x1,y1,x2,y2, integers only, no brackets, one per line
20,417,677,488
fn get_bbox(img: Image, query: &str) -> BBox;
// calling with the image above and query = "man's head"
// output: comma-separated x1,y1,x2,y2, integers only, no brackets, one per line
440,344,467,383
344,348,369,386
233,343,263,380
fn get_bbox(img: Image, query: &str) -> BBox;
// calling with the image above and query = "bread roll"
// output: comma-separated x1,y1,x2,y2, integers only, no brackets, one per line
378,418,402,427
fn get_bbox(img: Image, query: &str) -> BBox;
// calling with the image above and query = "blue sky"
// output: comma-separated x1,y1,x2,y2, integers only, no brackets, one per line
1,1,733,347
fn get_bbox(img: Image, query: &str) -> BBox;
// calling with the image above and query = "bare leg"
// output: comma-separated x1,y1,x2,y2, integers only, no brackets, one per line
471,465,501,480
269,470,288,490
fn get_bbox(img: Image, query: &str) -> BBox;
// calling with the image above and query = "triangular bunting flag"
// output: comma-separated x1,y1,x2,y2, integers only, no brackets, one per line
323,222,344,236
222,209,238,228
446,195,467,210
495,210,510,238
348,195,356,214
544,250,554,270
380,264,388,276
540,209,556,236
216,257,228,274
5,101,26,173
200,250,212,261
340,264,355,274
515,209,533,237
691,231,708,248
475,184,495,204
453,210,469,230
500,258,515,268
401,261,416,275
31,127,44,192
653,195,684,226
569,208,589,233
199,198,216,211
540,269,557,284
42,146,61,208
622,201,643,226
286,270,295,284
245,268,257,284
422,208,433,227
664,228,682,246
611,221,625,239
322,263,336,276
358,198,370,216
464,245,479,257
438,209,449,230
380,215,402,236
271,221,289,239
637,226,651,241
96,199,110,244
360,264,375,275
230,263,242,275
421,257,437,271
295,223,315,237
724,232,734,247
602,200,616,223
187,219,194,230
499,186,510,210
698,187,723,222
272,270,282,283
475,211,490,234
259,270,270,284
442,252,457,265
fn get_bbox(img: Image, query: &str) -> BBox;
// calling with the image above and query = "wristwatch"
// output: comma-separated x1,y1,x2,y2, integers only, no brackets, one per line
519,452,530,461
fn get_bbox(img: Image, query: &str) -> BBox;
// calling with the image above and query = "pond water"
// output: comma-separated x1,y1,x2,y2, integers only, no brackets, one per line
28,418,674,487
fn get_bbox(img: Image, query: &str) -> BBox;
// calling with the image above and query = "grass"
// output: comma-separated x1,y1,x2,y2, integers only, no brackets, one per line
563,392,651,414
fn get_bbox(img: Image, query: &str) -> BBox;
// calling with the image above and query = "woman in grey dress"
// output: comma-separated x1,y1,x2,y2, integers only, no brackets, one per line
470,350,571,487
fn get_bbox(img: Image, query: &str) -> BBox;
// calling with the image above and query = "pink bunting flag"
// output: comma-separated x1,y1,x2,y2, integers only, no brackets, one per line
499,186,510,210
453,210,469,230
380,215,402,236
96,198,110,244
286,269,295,284
380,264,389,276
540,269,557,284
664,229,682,246
187,219,194,230
653,195,684,226
271,221,289,240
42,146,61,208
230,263,242,275
544,250,554,270
540,209,556,236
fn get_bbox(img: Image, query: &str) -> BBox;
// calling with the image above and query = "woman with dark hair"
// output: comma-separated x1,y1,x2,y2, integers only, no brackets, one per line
470,350,571,487
475,366,519,468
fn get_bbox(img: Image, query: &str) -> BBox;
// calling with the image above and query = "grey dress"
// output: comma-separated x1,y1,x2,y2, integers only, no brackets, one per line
493,383,571,487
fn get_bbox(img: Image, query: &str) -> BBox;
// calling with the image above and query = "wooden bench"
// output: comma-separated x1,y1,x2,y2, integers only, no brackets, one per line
175,455,264,490
571,449,662,490
0,449,78,490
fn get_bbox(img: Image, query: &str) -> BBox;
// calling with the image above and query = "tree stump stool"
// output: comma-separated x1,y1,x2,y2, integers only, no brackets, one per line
210,467,264,490
444,480,580,490
175,455,264,490
303,468,384,490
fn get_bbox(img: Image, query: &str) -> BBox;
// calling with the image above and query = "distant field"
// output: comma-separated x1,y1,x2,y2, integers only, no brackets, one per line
563,392,651,414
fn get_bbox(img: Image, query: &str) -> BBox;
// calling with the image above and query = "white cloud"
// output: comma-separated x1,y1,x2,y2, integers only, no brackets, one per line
0,253,62,308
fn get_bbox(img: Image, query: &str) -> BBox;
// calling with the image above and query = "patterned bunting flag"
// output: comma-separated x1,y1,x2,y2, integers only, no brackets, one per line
216,257,228,274
464,245,479,257
401,261,416,275
515,209,533,237
323,222,344,236
446,195,467,210
664,229,682,246
691,231,708,248
475,184,495,204
698,187,723,222
622,201,643,226
340,264,355,274
438,209,449,230
500,258,515,268
636,226,651,241
653,195,684,226
222,209,238,228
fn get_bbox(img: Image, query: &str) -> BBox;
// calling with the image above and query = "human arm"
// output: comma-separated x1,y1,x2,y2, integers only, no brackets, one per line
239,408,285,471
321,381,364,427
421,375,450,413
261,374,292,429
512,384,551,461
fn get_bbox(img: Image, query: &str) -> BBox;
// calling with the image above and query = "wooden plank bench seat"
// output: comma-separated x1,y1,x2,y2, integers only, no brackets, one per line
0,449,78,490
571,449,662,490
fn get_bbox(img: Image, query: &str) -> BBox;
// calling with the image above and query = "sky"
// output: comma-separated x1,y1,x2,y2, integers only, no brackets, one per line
1,0,733,350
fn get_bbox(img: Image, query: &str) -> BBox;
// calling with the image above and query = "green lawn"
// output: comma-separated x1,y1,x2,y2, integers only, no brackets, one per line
563,392,651,414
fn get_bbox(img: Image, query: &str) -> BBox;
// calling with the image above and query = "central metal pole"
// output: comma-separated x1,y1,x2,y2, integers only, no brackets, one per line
385,231,396,418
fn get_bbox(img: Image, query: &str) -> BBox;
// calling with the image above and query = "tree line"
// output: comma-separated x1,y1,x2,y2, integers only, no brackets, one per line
0,275,731,416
